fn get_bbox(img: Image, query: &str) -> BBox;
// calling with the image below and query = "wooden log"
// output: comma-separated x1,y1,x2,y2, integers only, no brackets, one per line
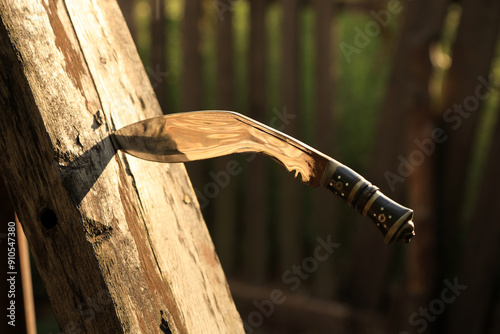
0,0,243,333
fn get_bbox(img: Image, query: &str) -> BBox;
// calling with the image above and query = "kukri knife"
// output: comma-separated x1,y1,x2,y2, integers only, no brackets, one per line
112,111,414,244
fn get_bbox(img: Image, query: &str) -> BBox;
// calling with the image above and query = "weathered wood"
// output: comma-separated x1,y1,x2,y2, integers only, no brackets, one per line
117,0,136,40
0,0,243,333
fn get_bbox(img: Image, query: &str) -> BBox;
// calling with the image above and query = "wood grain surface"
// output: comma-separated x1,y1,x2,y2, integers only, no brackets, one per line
0,0,243,332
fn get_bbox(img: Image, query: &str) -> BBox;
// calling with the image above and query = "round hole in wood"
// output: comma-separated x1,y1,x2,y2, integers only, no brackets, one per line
40,208,58,229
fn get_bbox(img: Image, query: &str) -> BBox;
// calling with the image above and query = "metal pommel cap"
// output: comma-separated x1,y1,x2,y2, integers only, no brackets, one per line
323,160,415,244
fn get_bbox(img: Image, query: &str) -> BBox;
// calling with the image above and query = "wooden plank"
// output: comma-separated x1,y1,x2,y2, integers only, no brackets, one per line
0,0,243,332
242,0,269,283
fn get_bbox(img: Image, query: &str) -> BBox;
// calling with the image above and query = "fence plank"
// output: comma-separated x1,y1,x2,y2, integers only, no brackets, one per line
437,0,500,281
181,0,207,195
241,0,270,283
213,1,238,273
310,0,338,298
446,104,500,333
151,0,167,112
0,0,243,332
345,0,448,314
277,0,302,273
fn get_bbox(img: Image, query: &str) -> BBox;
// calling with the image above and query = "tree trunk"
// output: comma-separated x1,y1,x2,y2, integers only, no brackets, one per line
0,0,243,332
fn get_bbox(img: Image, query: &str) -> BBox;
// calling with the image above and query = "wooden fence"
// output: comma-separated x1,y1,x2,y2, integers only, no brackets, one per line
117,0,500,333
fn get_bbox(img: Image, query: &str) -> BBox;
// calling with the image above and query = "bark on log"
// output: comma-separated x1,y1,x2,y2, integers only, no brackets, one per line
0,0,243,333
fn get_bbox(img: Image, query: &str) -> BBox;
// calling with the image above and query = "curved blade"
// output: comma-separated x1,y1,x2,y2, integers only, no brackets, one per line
112,111,333,187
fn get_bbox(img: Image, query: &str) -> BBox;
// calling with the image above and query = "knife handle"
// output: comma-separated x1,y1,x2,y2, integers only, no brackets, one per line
324,162,414,244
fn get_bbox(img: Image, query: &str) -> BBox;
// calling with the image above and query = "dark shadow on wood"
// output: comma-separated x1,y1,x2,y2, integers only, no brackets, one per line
60,135,117,205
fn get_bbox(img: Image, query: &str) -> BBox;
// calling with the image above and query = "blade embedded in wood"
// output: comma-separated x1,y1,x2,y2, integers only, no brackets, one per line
112,110,415,244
